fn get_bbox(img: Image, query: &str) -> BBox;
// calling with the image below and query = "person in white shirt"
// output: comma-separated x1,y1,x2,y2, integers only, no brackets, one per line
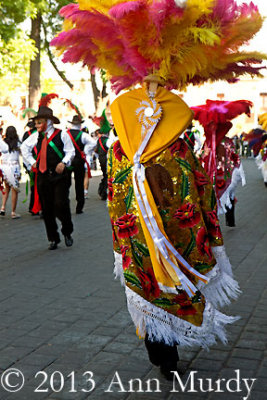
0,126,21,219
66,115,96,213
21,106,75,250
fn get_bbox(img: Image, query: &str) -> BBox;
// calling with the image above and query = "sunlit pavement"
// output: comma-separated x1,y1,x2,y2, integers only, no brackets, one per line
0,158,266,400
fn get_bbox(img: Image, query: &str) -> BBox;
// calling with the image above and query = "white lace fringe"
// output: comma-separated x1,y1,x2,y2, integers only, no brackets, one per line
126,286,239,348
113,246,240,347
218,164,245,215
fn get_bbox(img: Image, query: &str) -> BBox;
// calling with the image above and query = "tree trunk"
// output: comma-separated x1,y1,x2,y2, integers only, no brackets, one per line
90,72,100,111
29,14,41,111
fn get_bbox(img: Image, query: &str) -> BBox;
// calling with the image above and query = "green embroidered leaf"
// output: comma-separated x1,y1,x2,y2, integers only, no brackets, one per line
131,246,143,268
153,297,172,307
183,234,195,258
124,186,134,213
108,147,113,168
194,263,211,272
124,271,142,288
132,239,150,257
181,172,189,201
113,166,132,184
175,158,192,172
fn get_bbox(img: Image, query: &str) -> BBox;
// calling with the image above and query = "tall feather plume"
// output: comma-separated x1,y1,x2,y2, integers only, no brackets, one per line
63,98,83,119
51,0,267,93
39,93,59,107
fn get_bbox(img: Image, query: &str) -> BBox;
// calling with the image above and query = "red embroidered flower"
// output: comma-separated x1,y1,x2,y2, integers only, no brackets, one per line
108,178,114,201
169,139,187,158
115,213,139,238
139,268,160,298
194,170,209,196
173,203,201,228
113,140,126,162
120,245,131,270
173,291,191,306
205,211,222,239
196,227,213,260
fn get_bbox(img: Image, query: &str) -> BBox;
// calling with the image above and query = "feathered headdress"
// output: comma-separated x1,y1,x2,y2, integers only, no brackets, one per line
244,127,267,156
39,93,59,107
51,0,266,93
192,99,253,180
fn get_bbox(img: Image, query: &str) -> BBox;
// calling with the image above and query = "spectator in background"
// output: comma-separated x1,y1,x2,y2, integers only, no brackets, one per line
0,126,21,218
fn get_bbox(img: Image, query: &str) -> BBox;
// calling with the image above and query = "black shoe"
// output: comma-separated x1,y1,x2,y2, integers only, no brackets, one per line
0,210,5,216
49,240,60,250
265,182,267,187
160,362,178,381
76,210,83,214
64,235,73,247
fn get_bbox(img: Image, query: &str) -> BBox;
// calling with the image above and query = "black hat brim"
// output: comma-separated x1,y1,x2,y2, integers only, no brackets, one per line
33,114,60,124
68,120,84,124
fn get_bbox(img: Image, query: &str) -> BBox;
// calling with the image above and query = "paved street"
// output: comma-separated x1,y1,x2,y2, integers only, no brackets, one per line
0,158,266,400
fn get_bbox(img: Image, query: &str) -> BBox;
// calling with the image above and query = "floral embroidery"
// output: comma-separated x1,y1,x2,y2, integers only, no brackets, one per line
115,213,139,238
196,227,213,260
194,170,209,196
139,268,160,298
108,178,114,201
173,202,201,228
121,245,132,270
113,140,126,162
169,138,187,158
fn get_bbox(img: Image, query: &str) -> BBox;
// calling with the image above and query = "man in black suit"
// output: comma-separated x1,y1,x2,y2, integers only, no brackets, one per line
21,106,75,250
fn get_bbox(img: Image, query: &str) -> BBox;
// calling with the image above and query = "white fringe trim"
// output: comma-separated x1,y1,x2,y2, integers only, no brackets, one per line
125,286,239,348
114,247,241,310
218,165,245,215
113,251,125,287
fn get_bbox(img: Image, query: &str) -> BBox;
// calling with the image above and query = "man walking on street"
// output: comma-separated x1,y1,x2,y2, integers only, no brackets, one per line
67,115,96,213
21,106,75,250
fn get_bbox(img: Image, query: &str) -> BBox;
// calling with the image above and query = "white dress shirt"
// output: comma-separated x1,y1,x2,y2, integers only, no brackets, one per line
21,120,75,170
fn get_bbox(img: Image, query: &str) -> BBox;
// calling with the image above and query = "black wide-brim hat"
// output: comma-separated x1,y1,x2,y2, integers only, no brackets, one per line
68,115,84,124
33,106,60,124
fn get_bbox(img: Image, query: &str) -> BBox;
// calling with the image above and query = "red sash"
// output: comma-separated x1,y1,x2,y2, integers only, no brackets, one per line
31,129,61,213
67,130,92,178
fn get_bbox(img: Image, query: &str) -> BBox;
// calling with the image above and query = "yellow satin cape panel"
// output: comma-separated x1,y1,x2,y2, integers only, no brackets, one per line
111,87,194,290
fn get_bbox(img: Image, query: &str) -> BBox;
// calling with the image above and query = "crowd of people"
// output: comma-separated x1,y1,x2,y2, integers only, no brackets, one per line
0,107,117,247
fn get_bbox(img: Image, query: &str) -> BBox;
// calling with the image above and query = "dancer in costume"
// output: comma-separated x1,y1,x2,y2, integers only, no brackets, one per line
0,126,21,218
245,116,267,187
21,106,75,250
52,0,266,378
192,100,251,226
67,115,96,213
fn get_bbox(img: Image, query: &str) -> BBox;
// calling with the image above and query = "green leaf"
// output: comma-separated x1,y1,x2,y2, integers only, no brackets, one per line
124,271,142,288
132,239,150,257
194,263,211,272
153,297,172,307
181,172,189,201
124,186,134,213
113,166,132,184
175,158,192,172
183,233,195,258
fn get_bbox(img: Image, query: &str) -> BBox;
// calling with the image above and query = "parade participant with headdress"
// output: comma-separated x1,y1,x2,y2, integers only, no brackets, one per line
192,99,251,226
21,106,75,250
67,114,96,213
52,0,266,378
0,126,21,218
246,114,267,187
